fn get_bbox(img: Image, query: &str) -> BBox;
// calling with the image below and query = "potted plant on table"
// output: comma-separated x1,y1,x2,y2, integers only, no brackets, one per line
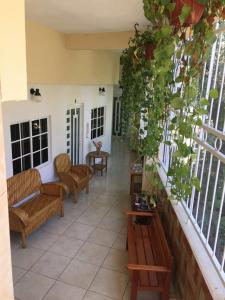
93,140,102,154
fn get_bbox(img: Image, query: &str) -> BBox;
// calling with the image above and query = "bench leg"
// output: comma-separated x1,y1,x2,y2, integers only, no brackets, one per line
161,290,169,300
161,274,170,300
130,271,138,300
21,232,27,248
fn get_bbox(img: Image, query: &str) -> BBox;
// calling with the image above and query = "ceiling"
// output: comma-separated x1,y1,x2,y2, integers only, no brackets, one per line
25,0,148,33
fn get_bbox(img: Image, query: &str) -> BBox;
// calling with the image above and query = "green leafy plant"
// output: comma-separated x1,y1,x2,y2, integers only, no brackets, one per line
120,0,225,201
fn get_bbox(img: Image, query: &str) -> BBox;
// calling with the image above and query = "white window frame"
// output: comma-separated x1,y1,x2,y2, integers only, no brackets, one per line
10,116,50,175
91,106,105,140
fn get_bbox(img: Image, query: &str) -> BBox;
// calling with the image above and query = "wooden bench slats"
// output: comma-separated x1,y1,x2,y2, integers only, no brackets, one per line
140,225,158,287
135,225,150,287
127,210,173,300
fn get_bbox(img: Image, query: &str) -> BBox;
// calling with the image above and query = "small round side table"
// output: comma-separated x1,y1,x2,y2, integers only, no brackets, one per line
87,151,109,176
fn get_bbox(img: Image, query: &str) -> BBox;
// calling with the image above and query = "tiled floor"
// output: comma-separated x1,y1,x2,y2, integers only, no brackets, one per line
11,138,166,300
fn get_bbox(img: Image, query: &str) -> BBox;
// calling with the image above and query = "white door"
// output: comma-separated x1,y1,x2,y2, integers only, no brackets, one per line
66,105,83,164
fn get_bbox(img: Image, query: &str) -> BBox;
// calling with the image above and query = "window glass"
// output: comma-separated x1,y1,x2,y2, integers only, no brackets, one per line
20,122,30,139
10,124,20,142
10,117,49,175
91,106,104,139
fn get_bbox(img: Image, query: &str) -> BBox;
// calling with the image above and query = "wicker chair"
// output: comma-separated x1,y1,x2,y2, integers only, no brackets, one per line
7,169,65,248
54,153,93,203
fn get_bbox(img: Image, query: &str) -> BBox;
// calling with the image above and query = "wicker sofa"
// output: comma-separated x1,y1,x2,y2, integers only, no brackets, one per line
7,169,65,248
54,153,93,203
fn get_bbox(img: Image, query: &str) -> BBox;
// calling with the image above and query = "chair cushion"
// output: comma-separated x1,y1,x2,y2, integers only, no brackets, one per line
19,194,59,218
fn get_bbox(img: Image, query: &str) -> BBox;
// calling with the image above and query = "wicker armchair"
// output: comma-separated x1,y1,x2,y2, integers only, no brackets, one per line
54,153,93,203
7,169,65,248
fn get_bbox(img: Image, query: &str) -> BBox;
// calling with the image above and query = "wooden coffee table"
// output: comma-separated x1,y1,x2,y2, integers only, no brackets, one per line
87,151,109,176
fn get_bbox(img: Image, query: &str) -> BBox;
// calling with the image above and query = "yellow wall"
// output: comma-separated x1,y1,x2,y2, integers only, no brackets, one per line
0,0,27,101
26,21,120,85
26,21,70,84
68,50,120,85
0,100,14,299
66,31,133,50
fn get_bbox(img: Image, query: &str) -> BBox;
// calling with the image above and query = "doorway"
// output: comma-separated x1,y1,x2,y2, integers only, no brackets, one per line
66,105,83,164
112,96,121,136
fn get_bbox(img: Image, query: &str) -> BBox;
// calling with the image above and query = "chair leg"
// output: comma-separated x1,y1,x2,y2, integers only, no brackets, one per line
130,271,138,300
86,183,89,194
73,191,78,203
60,204,64,217
21,232,27,248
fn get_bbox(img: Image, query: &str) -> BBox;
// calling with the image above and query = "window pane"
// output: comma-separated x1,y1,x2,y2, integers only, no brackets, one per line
41,118,48,133
100,107,104,116
13,159,21,175
20,122,30,139
100,117,104,126
100,127,104,136
93,119,97,128
32,120,40,136
97,128,101,137
98,118,101,127
98,107,101,116
93,109,97,118
21,138,30,155
92,129,96,139
91,109,94,119
33,136,40,152
41,134,48,149
42,149,48,163
33,151,41,167
10,124,20,142
22,155,31,170
12,142,21,159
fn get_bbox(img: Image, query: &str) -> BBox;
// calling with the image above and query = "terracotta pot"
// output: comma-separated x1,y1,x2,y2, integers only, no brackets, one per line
145,43,155,60
170,0,205,27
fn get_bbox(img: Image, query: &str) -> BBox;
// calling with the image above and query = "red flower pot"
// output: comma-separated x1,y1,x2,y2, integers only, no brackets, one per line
170,0,205,27
145,43,155,60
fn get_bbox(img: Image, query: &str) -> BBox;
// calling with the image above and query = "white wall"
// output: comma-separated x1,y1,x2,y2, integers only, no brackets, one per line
2,84,113,182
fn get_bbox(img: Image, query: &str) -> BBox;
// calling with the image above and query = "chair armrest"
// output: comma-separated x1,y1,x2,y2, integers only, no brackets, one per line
10,207,29,226
58,172,79,189
127,264,171,273
71,165,94,178
127,210,155,217
40,183,65,197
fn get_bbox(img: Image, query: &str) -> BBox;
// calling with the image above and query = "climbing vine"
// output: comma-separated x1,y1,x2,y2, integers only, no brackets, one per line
120,0,225,201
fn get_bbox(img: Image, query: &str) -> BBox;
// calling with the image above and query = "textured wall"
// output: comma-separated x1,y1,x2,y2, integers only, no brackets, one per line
159,199,213,300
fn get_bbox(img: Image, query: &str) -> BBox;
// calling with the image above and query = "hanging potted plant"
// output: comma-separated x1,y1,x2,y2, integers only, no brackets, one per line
170,0,205,27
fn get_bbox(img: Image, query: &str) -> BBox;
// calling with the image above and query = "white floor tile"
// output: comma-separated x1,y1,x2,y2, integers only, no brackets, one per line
76,241,109,266
14,271,55,300
49,235,83,258
90,268,128,300
43,281,86,300
59,259,99,289
31,252,70,279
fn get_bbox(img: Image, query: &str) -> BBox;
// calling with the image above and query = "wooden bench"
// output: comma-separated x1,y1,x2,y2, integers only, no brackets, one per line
127,211,173,300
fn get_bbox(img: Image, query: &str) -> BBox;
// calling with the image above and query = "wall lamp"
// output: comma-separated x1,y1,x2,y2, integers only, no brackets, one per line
99,87,106,96
30,88,42,102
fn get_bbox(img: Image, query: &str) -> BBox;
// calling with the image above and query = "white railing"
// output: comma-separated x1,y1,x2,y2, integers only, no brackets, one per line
159,26,225,282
